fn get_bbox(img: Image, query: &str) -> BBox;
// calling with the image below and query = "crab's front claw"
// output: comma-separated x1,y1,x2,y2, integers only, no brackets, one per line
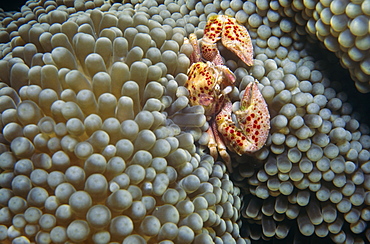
215,81,270,158
216,101,263,156
202,15,254,66
221,17,254,66
236,81,270,151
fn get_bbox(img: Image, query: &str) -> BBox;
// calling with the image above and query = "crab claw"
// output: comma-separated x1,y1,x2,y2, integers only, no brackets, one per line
215,81,270,157
216,100,260,155
236,81,270,151
201,15,254,66
221,16,254,66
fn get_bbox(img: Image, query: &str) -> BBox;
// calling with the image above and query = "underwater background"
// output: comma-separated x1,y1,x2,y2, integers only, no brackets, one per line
0,0,370,243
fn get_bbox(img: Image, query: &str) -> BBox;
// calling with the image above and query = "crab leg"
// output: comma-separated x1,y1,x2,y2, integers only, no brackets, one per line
187,33,203,64
201,15,254,66
208,120,233,172
206,126,218,161
206,124,226,167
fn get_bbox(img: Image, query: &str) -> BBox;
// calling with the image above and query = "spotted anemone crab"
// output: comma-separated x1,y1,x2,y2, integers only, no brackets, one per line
185,15,271,172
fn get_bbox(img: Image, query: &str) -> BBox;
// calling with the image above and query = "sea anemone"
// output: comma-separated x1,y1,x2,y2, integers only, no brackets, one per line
0,0,369,243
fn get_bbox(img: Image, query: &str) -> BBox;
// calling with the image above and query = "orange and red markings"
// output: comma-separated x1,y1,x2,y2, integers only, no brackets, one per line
202,15,254,66
238,82,270,150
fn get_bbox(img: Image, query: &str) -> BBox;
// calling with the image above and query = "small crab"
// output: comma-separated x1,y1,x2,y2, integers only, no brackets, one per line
185,15,270,172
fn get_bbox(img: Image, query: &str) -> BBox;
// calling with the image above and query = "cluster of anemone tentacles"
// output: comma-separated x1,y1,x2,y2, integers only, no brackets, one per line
0,0,246,243
0,0,369,244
